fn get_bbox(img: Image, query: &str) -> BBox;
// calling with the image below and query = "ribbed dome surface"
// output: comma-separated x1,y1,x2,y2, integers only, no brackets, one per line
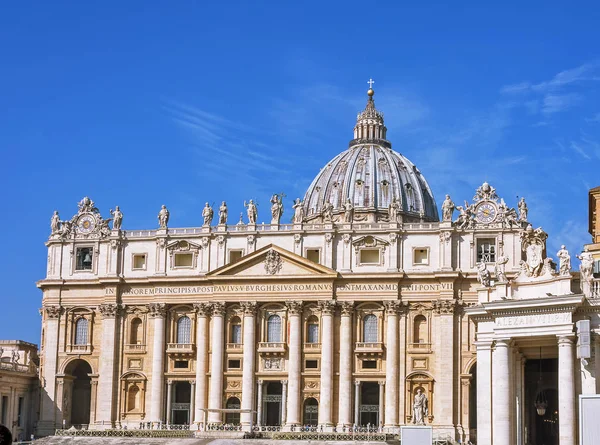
303,144,439,223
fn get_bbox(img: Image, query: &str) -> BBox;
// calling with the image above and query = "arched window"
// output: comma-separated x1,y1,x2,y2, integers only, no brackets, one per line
177,316,191,344
225,397,241,425
267,315,282,343
363,314,378,343
303,398,318,426
230,316,242,344
127,384,140,412
75,318,88,345
130,318,143,345
413,315,427,344
306,316,319,344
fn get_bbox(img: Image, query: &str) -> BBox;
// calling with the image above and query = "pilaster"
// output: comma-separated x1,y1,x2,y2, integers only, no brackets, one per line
95,303,120,428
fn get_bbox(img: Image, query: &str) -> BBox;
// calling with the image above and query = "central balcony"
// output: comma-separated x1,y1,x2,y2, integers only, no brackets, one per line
124,344,147,354
258,342,286,355
67,344,92,355
166,343,194,355
354,342,384,356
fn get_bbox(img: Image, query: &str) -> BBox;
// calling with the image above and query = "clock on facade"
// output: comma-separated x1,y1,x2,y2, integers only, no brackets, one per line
475,202,497,224
77,214,96,233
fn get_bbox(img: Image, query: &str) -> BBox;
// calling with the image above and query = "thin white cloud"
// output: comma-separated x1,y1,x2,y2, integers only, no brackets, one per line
541,93,581,114
501,62,600,95
570,141,592,160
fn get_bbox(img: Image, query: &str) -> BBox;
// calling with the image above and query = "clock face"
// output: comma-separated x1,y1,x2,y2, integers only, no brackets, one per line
78,214,96,233
476,203,497,223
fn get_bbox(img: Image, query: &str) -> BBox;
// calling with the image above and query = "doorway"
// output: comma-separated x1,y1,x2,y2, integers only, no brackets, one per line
303,398,318,426
263,381,282,426
524,358,558,445
171,381,191,425
359,382,379,426
67,360,92,426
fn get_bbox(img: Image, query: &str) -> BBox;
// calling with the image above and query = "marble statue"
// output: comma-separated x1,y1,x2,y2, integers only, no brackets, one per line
292,198,304,223
78,196,98,213
412,388,428,425
51,211,60,233
477,262,491,287
518,197,528,222
12,350,19,364
202,202,214,226
557,245,571,276
110,206,123,230
495,252,509,283
244,199,257,224
388,198,401,223
441,194,455,222
577,247,594,297
158,205,169,229
454,203,473,230
343,199,354,223
218,201,228,225
322,201,334,222
270,194,284,225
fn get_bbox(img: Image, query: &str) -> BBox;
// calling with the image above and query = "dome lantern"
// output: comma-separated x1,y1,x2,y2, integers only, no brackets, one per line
350,79,390,149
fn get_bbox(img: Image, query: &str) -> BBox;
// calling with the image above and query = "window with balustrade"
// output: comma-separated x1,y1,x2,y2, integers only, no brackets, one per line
306,316,319,343
363,314,378,343
267,314,282,342
177,316,191,344
130,317,143,345
74,318,88,345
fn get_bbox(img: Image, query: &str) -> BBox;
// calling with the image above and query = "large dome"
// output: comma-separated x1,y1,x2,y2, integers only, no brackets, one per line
302,88,439,223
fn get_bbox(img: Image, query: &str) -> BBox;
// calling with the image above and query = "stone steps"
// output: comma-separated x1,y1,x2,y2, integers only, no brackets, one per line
33,438,387,445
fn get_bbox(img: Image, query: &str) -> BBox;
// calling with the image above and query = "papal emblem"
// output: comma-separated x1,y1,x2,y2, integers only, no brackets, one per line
264,250,283,275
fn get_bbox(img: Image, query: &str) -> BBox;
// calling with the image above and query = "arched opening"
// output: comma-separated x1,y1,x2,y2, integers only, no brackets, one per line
65,359,92,426
171,381,191,425
306,315,319,344
263,381,282,426
127,385,140,412
74,318,88,345
303,398,318,426
129,318,142,345
267,315,282,343
363,314,378,342
225,397,241,425
413,315,427,344
230,316,242,344
177,316,191,344
359,382,379,426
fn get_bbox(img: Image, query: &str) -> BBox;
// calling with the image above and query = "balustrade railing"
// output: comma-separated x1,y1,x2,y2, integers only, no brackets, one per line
67,344,92,354
355,342,384,350
303,342,322,350
592,279,600,298
226,342,243,351
258,342,286,352
0,361,35,374
166,343,194,353
124,344,146,353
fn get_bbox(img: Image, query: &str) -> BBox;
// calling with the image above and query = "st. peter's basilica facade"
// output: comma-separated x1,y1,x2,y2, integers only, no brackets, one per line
36,86,600,445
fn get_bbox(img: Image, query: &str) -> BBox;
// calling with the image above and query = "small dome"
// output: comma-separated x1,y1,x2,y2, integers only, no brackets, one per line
302,87,438,223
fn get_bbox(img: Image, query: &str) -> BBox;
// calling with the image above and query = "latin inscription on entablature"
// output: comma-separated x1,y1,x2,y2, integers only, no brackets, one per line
336,283,398,293
495,312,571,328
117,283,333,297
401,283,453,293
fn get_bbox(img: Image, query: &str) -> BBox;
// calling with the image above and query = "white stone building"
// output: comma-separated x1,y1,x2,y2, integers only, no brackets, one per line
36,86,600,445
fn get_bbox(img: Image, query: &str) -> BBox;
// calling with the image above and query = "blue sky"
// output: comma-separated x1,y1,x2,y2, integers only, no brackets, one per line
1,1,599,343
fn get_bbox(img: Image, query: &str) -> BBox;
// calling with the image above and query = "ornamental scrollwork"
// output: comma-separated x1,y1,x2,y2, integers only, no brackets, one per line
340,301,355,316
98,303,121,318
42,305,63,319
240,301,256,316
193,302,212,317
384,300,408,315
432,299,463,315
211,302,227,316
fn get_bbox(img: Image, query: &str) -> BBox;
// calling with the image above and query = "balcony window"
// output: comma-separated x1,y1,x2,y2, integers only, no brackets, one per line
177,316,191,344
363,314,378,343
267,315,282,343
307,322,319,344
75,318,88,345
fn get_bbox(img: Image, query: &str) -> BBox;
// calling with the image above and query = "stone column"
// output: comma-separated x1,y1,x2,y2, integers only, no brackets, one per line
96,303,120,427
492,339,511,445
240,302,257,429
286,301,302,427
193,303,211,425
338,302,354,428
354,381,361,426
189,381,195,426
378,381,385,427
149,303,167,424
475,340,493,445
281,380,288,426
433,300,456,429
384,301,401,428
256,380,264,426
38,306,62,436
318,301,335,428
166,380,173,425
89,379,98,425
207,302,226,424
558,335,575,445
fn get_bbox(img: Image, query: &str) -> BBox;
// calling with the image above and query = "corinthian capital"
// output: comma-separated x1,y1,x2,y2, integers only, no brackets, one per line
147,302,167,318
193,302,212,317
340,301,355,316
432,299,462,315
318,300,336,315
285,300,303,315
98,303,120,318
42,305,63,319
211,302,227,316
384,300,408,315
240,301,257,316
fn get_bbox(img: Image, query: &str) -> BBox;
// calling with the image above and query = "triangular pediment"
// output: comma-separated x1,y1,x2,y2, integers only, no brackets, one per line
207,244,337,278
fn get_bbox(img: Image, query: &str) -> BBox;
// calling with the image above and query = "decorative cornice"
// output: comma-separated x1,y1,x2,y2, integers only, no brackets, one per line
147,302,167,318
286,300,303,315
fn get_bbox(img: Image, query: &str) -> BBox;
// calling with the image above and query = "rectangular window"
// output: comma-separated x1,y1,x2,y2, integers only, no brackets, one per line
477,239,496,263
306,249,320,264
132,254,147,270
174,253,193,268
229,250,243,263
228,359,241,369
75,247,93,271
174,360,189,369
413,248,429,265
17,397,23,427
360,249,380,264
305,359,318,369
362,360,377,369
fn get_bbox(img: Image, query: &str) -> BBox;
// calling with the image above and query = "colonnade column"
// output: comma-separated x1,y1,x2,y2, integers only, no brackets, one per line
354,381,360,425
378,381,385,427
286,301,302,427
558,335,575,445
281,380,288,426
318,300,335,429
149,303,167,424
240,302,257,429
193,303,210,426
384,301,400,428
38,306,62,436
492,339,511,445
433,299,456,428
96,303,120,427
475,340,493,445
166,380,173,424
207,302,226,424
189,380,196,426
338,302,354,428
256,380,264,426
